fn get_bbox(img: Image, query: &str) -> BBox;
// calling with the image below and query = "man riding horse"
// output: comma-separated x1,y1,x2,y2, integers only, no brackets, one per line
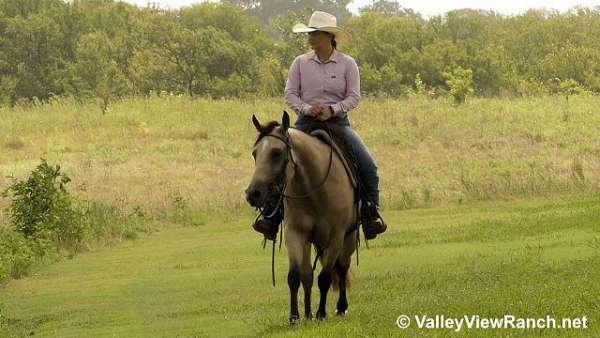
251,11,387,241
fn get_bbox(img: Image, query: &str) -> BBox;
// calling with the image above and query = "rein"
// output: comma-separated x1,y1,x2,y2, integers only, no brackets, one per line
259,130,334,200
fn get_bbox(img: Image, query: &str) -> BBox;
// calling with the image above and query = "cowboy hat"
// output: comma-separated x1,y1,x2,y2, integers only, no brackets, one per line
292,11,350,43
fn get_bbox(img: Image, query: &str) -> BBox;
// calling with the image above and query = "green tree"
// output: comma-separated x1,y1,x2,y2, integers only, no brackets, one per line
0,0,65,18
359,0,420,18
154,24,257,97
225,0,352,25
67,32,131,113
2,13,65,100
270,9,311,67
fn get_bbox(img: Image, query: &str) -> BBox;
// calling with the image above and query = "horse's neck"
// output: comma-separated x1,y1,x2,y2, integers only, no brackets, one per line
288,129,329,193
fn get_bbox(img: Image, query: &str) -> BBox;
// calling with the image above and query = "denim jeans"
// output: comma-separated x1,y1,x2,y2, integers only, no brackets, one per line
294,115,380,205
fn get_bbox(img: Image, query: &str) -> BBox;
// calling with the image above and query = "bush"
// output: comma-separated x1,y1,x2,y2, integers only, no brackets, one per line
256,56,286,97
1,159,86,252
207,73,254,99
443,67,475,104
361,62,410,97
546,78,593,100
0,160,143,284
0,228,35,281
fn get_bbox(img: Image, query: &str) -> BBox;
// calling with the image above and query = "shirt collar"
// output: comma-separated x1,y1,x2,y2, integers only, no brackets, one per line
309,49,339,64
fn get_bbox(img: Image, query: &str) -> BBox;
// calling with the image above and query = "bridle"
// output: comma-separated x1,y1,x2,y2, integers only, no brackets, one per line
257,128,334,202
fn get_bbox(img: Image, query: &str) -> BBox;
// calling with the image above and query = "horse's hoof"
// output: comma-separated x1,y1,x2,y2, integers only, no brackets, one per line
316,312,326,321
335,309,347,316
289,315,300,326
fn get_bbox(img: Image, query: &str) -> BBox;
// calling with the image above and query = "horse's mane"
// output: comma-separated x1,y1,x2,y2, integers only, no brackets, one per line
254,121,281,146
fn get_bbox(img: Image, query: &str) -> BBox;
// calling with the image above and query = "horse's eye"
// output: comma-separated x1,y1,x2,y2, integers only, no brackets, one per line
271,150,283,160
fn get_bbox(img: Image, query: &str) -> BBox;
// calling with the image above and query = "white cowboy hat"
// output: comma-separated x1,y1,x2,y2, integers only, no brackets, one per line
292,11,350,43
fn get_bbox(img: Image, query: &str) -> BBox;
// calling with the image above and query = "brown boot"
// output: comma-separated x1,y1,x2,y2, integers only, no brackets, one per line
362,201,387,240
252,205,283,241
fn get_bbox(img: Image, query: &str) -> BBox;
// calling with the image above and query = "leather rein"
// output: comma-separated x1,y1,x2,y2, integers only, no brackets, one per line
260,130,334,201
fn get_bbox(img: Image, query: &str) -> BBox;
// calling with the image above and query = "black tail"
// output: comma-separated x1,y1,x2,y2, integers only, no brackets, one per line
330,261,351,292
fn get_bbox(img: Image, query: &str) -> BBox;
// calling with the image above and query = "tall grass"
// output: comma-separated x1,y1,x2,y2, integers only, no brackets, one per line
1,94,599,223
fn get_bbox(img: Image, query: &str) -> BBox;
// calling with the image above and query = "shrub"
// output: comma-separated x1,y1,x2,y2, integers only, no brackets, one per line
443,67,475,104
1,159,86,252
0,228,35,281
207,73,254,99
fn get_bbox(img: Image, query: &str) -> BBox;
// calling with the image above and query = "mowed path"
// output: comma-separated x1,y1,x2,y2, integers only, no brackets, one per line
1,195,599,337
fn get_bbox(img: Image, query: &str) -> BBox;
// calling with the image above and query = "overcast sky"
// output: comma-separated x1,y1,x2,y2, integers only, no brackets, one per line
122,0,599,16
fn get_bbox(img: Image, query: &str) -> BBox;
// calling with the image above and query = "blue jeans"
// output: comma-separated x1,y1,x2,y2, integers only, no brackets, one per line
294,115,380,205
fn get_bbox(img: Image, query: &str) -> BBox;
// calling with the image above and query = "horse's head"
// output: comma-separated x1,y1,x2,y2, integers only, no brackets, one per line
245,111,293,208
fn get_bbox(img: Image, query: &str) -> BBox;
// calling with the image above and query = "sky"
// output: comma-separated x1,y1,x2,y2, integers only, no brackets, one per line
122,0,600,16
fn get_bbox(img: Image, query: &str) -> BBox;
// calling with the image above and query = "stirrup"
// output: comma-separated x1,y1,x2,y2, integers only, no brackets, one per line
361,201,387,240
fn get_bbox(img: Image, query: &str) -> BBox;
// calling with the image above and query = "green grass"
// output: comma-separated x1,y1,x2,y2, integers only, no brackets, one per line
1,194,598,337
1,95,600,336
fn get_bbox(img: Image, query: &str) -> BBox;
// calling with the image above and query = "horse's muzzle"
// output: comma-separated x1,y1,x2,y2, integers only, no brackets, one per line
245,186,264,208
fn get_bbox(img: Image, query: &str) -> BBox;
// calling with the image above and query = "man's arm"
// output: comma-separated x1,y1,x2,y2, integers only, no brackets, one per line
330,58,360,117
284,57,314,116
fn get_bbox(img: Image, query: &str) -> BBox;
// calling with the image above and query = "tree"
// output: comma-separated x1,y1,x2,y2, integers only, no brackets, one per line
225,0,352,25
68,32,131,113
2,13,65,101
359,0,420,18
0,0,65,18
154,24,257,97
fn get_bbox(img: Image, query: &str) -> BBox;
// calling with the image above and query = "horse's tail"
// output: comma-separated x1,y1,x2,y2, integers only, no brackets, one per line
330,266,351,292
314,249,352,292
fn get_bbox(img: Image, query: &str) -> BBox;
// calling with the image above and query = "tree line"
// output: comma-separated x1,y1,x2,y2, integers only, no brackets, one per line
1,0,599,109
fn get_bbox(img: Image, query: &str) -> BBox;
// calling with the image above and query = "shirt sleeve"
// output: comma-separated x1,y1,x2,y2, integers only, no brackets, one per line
331,58,361,117
284,56,313,117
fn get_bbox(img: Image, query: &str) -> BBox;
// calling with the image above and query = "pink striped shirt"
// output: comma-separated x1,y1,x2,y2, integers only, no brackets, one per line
284,49,360,118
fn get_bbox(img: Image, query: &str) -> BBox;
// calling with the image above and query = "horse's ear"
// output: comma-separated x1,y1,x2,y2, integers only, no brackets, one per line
252,114,262,132
282,111,290,132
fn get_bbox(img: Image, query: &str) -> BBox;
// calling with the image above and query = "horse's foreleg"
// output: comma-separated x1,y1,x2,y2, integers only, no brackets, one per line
316,269,332,320
300,244,313,320
286,229,306,325
287,267,301,325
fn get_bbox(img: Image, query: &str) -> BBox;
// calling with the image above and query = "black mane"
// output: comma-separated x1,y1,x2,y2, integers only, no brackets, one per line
254,121,281,145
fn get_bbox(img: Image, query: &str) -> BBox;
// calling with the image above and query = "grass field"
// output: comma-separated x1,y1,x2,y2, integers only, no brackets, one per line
1,95,599,337
1,194,599,337
1,95,599,220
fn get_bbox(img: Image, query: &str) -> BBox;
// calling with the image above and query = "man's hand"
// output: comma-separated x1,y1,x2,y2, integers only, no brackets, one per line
316,109,331,121
308,104,325,117
316,106,333,121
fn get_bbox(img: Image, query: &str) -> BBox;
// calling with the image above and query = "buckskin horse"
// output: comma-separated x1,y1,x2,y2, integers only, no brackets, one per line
245,111,358,324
